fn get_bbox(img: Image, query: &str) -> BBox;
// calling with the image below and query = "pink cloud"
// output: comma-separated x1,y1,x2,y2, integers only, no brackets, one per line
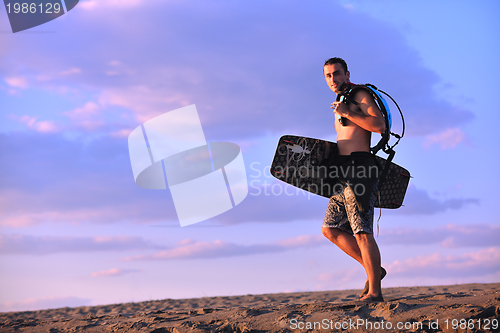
64,102,99,118
0,207,117,228
98,87,192,124
0,234,164,255
79,0,145,11
17,115,59,133
277,235,325,248
378,224,500,248
315,267,365,292
124,235,327,261
1,1,476,140
63,102,107,131
91,268,139,278
385,247,500,278
317,267,360,283
452,247,500,270
59,67,82,76
110,128,134,138
4,76,29,89
0,212,38,228
387,253,444,275
124,240,236,261
422,127,467,149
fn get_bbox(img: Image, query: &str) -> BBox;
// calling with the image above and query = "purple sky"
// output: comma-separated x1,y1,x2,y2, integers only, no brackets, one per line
1,0,499,311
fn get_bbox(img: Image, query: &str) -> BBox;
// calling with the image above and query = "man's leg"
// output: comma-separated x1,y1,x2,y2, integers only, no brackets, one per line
322,188,383,301
322,227,363,266
343,173,383,301
322,227,383,300
355,232,382,300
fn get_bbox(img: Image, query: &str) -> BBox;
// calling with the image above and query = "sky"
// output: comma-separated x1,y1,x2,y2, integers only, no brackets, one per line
0,0,499,312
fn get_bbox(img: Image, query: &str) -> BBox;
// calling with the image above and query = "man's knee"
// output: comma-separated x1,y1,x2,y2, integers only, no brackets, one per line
322,227,343,240
322,227,331,238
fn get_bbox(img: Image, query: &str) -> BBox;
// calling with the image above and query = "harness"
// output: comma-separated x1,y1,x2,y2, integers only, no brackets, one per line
336,82,406,190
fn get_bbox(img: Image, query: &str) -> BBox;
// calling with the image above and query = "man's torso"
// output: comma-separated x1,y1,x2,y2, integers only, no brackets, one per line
335,96,372,155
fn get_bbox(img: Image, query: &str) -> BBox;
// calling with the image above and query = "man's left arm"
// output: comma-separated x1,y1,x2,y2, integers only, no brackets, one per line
333,90,386,133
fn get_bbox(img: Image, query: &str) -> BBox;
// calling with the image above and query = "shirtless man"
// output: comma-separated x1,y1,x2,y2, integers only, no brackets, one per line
322,57,386,302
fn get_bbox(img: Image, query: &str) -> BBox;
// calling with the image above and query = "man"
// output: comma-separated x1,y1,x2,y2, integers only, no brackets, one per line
322,57,386,302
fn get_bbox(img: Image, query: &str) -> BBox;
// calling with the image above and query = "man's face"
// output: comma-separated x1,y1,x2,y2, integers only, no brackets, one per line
324,63,350,93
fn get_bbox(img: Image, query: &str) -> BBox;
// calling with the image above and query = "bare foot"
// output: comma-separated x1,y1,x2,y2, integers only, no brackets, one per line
359,267,386,297
360,294,384,302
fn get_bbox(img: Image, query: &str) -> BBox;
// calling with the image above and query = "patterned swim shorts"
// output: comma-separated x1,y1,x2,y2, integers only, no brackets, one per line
322,181,378,235
322,152,379,235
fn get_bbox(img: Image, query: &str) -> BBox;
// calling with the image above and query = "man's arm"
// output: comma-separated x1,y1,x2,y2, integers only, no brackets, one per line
332,90,386,134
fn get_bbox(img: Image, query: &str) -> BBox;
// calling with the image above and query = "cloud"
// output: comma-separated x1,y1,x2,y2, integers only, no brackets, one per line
4,76,29,89
385,247,500,278
64,101,99,118
213,182,328,225
0,1,474,141
0,296,91,312
120,223,499,262
59,67,82,76
277,235,325,248
0,230,327,260
4,222,492,257
90,267,140,278
17,115,59,133
0,132,480,227
62,101,107,131
393,184,479,215
0,132,179,227
378,224,500,248
97,86,191,124
123,234,326,261
0,234,164,255
316,267,365,291
422,127,467,149
212,182,479,226
79,0,146,10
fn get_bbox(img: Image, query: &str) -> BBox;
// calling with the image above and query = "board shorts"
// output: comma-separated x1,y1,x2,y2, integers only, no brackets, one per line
322,152,379,235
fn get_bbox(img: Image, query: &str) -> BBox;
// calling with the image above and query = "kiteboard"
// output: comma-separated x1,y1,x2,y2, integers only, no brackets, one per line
270,135,410,209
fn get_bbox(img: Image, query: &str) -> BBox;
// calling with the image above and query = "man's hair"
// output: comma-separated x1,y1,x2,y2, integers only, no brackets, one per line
323,57,348,74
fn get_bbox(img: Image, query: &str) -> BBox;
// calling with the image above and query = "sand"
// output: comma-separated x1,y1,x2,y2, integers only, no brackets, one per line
1,283,498,332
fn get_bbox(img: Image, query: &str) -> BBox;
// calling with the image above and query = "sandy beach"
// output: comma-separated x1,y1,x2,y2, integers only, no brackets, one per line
1,282,498,332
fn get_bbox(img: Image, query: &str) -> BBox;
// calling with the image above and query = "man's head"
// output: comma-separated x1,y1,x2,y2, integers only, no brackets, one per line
323,57,350,93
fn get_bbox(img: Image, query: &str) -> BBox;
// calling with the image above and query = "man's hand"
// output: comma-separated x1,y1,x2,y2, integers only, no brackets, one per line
331,91,386,134
331,101,349,118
